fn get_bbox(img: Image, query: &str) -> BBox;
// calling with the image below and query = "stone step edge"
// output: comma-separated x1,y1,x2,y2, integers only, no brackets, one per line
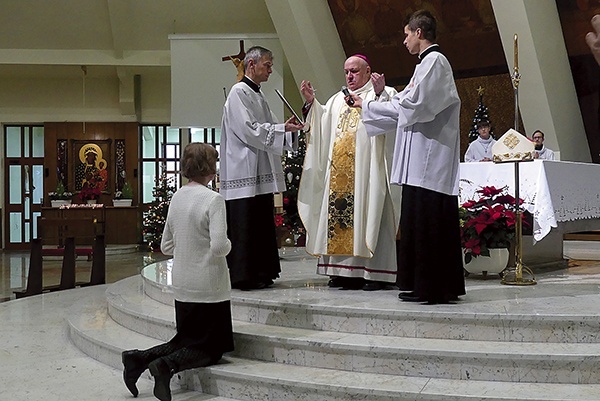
104,278,600,385
111,286,600,362
67,300,600,401
66,292,240,401
112,276,600,348
140,272,600,324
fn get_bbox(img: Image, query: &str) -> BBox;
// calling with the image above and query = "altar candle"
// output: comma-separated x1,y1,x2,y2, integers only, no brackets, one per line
514,34,519,70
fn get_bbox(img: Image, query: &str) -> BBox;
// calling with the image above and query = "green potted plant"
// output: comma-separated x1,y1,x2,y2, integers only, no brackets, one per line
114,181,134,207
459,185,522,276
48,181,73,207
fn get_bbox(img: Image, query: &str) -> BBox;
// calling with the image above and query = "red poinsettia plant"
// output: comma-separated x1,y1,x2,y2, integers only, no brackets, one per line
459,185,524,264
79,176,103,201
79,185,101,201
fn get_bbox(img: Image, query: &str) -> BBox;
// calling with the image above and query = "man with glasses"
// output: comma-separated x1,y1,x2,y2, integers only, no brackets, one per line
531,130,555,160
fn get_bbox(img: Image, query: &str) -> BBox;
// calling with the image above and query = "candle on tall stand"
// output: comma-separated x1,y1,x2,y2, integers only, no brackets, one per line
501,33,536,286
514,33,518,71
512,34,520,131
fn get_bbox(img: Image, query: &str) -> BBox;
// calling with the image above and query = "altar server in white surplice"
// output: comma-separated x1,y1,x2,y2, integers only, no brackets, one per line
464,119,496,162
531,130,556,160
220,46,303,291
298,54,401,291
349,10,465,304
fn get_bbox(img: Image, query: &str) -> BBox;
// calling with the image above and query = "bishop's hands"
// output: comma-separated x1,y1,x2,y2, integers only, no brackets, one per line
371,72,385,96
346,71,386,109
300,80,315,105
586,14,600,66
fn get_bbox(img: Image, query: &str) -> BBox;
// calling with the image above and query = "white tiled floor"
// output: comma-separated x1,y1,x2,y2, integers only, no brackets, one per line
2,246,600,400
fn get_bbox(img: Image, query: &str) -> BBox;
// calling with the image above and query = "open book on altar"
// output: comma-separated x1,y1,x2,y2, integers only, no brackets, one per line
275,89,304,124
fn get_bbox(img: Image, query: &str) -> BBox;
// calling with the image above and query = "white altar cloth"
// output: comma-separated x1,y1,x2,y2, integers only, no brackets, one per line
459,160,600,242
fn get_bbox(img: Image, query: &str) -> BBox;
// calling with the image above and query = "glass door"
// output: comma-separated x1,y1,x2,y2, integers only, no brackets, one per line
4,125,44,250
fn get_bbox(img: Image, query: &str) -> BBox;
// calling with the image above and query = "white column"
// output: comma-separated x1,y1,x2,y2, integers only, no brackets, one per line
491,0,590,162
264,0,347,103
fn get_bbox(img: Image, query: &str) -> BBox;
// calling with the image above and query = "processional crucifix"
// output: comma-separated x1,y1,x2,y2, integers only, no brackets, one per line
221,40,246,83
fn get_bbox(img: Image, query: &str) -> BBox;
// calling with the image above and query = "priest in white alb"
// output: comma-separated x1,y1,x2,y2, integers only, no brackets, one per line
298,54,401,291
220,46,303,290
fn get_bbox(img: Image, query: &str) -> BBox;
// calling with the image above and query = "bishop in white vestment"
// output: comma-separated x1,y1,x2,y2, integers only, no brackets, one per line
298,55,401,290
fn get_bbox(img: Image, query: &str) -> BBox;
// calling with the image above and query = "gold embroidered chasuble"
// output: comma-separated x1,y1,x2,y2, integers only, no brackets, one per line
297,81,401,283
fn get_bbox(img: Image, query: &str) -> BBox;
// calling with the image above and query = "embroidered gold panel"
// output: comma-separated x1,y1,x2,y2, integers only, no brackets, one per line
327,106,359,255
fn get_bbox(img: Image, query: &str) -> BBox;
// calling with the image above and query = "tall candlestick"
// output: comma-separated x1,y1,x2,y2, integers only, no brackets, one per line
514,34,519,70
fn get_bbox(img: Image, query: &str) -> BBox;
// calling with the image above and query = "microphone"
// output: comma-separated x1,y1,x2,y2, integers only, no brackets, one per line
341,86,354,106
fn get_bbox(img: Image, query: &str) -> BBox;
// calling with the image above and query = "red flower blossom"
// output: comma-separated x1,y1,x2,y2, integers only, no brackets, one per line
274,214,285,227
460,185,526,264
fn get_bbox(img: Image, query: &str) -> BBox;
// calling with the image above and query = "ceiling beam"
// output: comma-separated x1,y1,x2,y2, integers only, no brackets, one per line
0,49,170,67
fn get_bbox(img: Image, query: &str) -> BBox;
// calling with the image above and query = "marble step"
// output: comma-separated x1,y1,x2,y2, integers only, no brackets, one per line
105,276,600,384
140,263,600,344
67,291,238,401
68,288,600,400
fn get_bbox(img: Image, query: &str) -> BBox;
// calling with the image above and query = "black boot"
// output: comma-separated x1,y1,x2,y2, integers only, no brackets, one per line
148,358,174,401
122,350,146,397
122,343,178,397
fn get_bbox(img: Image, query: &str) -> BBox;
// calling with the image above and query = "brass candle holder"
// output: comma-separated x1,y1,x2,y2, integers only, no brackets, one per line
500,34,536,286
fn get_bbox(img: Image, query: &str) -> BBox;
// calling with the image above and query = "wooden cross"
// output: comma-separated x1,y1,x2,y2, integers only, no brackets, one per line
222,40,246,82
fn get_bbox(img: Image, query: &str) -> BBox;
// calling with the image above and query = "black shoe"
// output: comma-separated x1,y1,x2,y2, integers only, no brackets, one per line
327,276,345,288
122,350,146,397
148,358,173,401
398,291,423,302
339,278,364,290
362,281,391,291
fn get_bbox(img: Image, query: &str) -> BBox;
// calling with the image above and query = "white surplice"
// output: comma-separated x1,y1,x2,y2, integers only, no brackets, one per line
464,136,497,162
536,146,556,160
361,48,461,196
220,79,295,201
298,80,401,283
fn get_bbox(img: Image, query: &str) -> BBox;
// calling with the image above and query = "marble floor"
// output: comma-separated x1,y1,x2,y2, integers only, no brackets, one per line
0,248,170,303
2,243,600,400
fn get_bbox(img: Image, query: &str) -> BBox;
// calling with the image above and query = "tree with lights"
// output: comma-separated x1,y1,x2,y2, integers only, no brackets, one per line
278,131,306,243
468,86,493,142
142,171,177,250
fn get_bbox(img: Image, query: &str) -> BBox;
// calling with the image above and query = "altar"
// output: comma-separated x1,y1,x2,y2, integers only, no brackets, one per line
459,160,600,268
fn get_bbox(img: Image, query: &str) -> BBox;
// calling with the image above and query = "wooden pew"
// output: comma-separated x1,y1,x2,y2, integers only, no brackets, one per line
14,217,106,298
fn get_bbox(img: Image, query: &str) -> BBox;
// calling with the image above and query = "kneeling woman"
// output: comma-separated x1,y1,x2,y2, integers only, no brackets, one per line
122,143,233,401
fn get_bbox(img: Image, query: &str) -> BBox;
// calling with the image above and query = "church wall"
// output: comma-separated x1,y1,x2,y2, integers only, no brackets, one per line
456,73,524,161
43,121,140,207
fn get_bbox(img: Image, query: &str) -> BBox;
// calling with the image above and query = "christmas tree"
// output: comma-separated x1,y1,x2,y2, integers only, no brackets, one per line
468,86,492,142
279,131,306,241
142,170,177,250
